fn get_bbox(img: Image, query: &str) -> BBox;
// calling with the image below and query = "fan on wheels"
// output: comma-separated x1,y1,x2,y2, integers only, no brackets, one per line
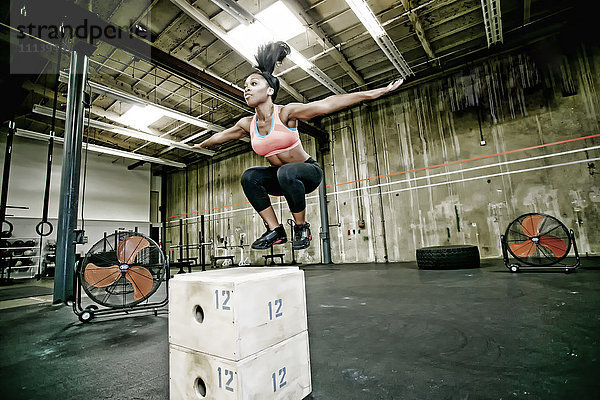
80,232,166,308
501,213,579,272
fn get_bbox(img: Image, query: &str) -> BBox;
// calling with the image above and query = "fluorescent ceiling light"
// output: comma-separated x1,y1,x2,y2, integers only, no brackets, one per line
32,104,216,156
344,0,414,78
117,105,165,131
257,1,305,40
228,22,273,61
228,1,305,63
288,48,313,72
59,71,226,133
481,0,503,47
226,1,345,93
345,0,386,38
15,129,186,168
210,0,255,25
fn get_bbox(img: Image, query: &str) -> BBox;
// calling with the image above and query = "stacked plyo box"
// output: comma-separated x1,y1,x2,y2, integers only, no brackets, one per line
169,267,312,399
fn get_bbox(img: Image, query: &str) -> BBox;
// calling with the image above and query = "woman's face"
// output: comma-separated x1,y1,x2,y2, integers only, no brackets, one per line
244,73,273,107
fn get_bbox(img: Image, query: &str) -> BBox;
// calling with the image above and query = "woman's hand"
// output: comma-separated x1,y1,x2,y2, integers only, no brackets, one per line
192,139,211,149
371,79,403,99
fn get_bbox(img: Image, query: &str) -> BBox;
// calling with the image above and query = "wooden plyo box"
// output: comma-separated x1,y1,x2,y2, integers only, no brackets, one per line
168,267,308,360
169,326,312,399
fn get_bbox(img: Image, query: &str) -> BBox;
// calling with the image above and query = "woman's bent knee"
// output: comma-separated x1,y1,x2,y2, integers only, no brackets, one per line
241,168,260,186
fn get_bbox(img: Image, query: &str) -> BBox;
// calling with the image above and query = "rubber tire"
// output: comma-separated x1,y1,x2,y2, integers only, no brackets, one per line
416,245,480,270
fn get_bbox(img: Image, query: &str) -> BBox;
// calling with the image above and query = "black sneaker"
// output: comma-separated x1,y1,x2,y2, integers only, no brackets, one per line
251,225,287,250
292,222,312,250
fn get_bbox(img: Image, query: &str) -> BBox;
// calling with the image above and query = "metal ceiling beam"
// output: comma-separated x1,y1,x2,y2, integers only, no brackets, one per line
32,105,216,156
312,0,451,53
280,0,366,88
223,2,346,95
299,3,482,77
171,0,348,97
61,71,251,153
15,128,186,168
19,81,152,150
400,0,436,59
279,0,455,80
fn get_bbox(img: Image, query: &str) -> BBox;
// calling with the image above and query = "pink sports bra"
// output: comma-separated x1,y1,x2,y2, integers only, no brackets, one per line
250,105,301,157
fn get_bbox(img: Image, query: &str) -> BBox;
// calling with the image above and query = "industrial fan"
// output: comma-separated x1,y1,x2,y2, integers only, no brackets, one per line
75,231,168,322
500,213,580,272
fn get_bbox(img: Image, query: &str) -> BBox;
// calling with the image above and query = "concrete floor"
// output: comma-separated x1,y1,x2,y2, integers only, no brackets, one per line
0,258,599,399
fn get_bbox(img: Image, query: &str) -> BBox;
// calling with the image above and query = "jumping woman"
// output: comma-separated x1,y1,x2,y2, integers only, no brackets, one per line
194,41,402,250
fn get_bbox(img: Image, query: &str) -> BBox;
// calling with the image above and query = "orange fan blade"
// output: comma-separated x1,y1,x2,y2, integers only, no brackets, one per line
117,236,150,264
84,263,121,287
539,235,568,258
125,266,154,300
521,214,544,237
509,241,537,257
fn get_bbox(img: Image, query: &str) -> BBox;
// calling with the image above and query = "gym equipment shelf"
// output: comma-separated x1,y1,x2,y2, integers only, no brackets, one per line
0,237,55,281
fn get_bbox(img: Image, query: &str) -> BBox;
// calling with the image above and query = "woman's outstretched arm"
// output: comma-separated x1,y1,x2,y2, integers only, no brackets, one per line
193,116,252,149
281,80,403,121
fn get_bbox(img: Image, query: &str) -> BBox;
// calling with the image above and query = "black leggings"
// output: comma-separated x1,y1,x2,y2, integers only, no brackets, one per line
241,158,323,213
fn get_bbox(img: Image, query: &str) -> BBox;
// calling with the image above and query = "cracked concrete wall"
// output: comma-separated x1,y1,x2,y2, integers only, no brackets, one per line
320,44,600,262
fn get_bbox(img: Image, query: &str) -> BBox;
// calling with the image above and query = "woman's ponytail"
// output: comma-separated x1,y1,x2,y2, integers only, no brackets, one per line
254,41,290,101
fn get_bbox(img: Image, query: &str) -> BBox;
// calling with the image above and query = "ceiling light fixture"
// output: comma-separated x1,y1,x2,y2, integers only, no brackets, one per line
345,0,386,38
481,0,503,47
32,104,216,156
117,104,165,131
228,1,345,94
59,71,226,133
209,0,255,25
15,128,186,168
344,0,414,79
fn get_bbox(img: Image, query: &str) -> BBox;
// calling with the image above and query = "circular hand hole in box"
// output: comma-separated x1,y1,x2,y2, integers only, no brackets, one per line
194,305,204,323
194,377,207,398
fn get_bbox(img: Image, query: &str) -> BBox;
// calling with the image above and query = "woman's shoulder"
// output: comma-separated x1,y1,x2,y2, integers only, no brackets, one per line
276,103,291,122
275,103,285,119
276,105,299,130
236,116,253,132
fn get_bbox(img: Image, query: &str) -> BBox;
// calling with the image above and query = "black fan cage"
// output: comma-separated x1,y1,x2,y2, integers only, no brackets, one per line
504,213,571,266
79,232,166,308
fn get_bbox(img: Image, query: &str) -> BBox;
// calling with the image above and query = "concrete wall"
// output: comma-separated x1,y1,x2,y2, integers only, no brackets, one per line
166,42,600,264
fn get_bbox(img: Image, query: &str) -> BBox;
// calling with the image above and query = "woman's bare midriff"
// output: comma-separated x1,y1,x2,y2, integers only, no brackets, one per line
266,143,311,167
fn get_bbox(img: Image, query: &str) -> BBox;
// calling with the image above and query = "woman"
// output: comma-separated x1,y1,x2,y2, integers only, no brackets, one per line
194,41,402,250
